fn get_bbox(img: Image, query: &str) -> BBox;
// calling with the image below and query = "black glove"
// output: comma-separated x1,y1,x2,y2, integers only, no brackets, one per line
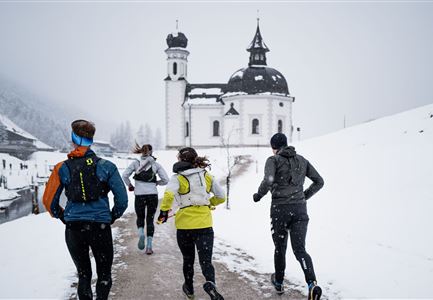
58,211,66,224
157,210,169,224
253,193,262,202
110,211,116,225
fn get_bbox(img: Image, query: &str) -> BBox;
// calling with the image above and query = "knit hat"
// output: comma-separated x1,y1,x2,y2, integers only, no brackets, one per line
71,119,95,146
270,133,288,150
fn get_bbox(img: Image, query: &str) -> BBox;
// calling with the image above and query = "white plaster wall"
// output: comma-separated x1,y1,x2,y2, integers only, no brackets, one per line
165,80,187,148
187,105,223,147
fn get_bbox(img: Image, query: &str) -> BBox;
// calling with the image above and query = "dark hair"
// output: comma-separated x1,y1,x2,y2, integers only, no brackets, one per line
71,119,95,138
133,143,153,156
178,147,210,169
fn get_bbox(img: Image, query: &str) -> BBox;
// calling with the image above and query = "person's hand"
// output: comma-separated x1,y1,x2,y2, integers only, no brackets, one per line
110,211,116,225
59,211,66,224
157,210,169,224
253,193,262,202
128,185,135,192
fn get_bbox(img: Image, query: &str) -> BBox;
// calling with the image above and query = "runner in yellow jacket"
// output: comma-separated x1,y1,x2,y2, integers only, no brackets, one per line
158,147,225,300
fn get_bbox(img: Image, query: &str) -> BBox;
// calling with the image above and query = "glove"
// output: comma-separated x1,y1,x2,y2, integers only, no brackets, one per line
128,185,135,192
58,211,66,224
253,193,262,202
157,210,169,224
110,211,116,225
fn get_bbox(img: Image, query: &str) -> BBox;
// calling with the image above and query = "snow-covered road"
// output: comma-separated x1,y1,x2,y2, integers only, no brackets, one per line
110,212,306,300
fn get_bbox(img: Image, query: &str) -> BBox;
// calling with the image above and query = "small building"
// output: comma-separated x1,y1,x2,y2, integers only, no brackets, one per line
0,114,54,160
92,140,116,157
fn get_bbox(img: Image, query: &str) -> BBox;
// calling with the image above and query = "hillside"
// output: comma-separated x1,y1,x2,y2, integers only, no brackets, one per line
0,77,73,149
210,103,433,298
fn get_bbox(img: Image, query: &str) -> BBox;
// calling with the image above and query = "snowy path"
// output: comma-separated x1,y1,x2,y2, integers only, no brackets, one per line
110,213,306,300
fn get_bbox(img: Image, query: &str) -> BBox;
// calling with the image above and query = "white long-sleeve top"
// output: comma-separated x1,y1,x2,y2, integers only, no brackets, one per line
122,156,169,195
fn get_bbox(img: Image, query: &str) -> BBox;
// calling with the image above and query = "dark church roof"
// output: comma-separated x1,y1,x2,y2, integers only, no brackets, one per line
225,66,289,95
223,21,289,96
225,103,240,116
166,32,188,48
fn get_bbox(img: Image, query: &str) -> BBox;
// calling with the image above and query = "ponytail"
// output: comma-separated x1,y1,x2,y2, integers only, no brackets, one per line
133,142,153,156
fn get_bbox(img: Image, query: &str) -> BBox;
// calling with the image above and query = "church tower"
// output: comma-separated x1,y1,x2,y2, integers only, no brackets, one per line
165,25,189,149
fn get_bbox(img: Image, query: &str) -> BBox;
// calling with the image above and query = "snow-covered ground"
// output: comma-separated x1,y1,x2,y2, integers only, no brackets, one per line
211,103,433,298
0,103,432,298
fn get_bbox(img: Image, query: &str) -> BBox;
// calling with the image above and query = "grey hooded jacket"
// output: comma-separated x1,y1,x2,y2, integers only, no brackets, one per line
122,156,169,195
257,146,324,204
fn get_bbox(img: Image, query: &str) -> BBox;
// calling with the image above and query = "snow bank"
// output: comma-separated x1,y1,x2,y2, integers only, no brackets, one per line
210,103,433,298
0,213,76,298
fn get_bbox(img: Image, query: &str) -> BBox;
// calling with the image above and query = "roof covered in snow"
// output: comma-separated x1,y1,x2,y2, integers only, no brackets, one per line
184,83,226,106
0,114,53,150
224,66,289,96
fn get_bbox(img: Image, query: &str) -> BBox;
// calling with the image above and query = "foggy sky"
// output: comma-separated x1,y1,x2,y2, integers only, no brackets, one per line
1,1,433,142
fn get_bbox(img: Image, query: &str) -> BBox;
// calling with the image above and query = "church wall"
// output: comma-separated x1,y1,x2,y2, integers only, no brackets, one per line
185,105,223,147
165,80,187,149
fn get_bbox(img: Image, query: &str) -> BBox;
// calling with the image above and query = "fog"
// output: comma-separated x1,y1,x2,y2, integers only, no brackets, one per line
1,1,432,141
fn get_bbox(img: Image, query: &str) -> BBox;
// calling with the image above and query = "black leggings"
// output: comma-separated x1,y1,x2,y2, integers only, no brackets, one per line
271,203,316,284
65,222,113,300
177,227,215,288
135,194,158,236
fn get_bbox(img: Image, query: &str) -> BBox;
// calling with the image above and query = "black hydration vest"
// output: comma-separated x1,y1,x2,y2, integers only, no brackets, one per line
64,155,109,202
133,166,157,183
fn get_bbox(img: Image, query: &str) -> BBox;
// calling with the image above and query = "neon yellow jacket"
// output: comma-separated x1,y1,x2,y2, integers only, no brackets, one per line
161,167,226,229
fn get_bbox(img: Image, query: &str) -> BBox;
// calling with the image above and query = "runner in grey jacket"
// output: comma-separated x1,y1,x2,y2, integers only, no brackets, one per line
253,133,324,300
122,144,169,254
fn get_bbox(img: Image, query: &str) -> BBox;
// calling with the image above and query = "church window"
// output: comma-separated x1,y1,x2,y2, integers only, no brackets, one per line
255,54,259,60
185,122,189,137
278,120,283,133
173,62,178,75
213,120,220,137
252,119,259,134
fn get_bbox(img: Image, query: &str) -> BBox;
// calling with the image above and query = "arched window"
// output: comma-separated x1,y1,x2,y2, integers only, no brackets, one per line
173,62,178,75
255,54,259,60
252,118,259,134
213,120,220,137
185,122,189,137
278,120,283,133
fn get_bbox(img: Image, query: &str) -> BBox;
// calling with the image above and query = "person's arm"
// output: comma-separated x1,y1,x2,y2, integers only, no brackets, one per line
106,162,128,221
205,172,225,206
160,175,179,211
121,160,138,188
158,175,179,223
42,162,65,223
155,163,169,186
304,160,324,200
254,157,277,202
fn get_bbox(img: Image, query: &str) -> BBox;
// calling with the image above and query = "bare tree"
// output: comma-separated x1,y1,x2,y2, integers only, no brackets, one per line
220,128,241,209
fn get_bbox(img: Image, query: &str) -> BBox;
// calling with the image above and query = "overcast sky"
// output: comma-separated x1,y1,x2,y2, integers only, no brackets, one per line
1,1,433,141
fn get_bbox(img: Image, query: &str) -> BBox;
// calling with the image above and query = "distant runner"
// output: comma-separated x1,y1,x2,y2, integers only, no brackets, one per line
122,143,168,254
253,133,324,300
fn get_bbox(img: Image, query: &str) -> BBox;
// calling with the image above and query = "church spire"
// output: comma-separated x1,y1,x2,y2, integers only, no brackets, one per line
247,18,269,66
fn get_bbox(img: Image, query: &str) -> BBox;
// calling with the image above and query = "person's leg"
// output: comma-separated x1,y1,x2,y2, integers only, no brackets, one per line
135,195,146,249
65,225,93,300
145,194,158,237
271,204,290,284
195,228,215,283
289,206,316,284
177,229,195,292
89,223,114,300
145,194,158,253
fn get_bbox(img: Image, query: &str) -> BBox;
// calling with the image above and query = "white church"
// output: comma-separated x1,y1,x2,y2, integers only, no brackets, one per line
165,21,295,149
